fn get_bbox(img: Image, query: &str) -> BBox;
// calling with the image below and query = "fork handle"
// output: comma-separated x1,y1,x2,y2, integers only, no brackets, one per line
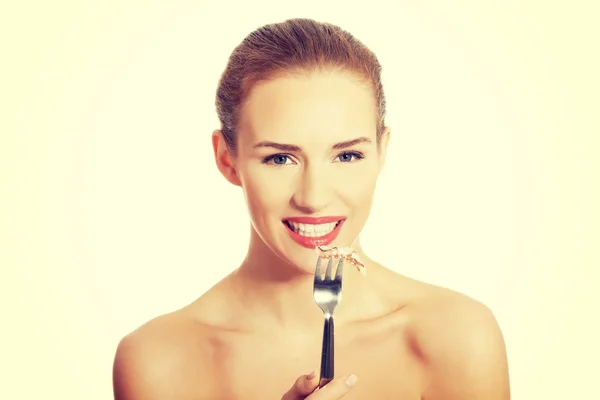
319,377,333,388
319,315,334,388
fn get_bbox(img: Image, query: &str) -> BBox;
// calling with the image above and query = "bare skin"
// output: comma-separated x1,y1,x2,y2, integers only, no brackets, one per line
113,71,510,399
113,260,509,399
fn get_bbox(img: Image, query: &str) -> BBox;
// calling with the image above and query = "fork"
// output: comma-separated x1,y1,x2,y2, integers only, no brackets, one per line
313,256,345,388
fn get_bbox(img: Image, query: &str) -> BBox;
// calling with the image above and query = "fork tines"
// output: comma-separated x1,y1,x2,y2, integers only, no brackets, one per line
314,256,344,282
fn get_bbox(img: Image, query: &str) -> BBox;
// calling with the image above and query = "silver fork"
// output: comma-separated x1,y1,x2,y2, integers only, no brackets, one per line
313,256,345,388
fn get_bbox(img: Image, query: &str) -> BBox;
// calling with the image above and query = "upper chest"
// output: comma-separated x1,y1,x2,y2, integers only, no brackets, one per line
214,318,425,399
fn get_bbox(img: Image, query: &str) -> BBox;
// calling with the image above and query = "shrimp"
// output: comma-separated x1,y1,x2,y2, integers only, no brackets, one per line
316,246,367,276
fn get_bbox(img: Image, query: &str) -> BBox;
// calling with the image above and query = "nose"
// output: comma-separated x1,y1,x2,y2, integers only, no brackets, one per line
291,164,333,213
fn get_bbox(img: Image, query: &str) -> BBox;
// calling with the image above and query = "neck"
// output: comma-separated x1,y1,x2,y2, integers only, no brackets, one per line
230,227,383,334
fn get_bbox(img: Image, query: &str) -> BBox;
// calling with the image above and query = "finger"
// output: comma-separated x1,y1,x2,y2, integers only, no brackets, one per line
307,374,357,400
281,369,320,400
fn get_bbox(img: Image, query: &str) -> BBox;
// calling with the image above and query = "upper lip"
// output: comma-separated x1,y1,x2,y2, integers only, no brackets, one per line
284,216,345,224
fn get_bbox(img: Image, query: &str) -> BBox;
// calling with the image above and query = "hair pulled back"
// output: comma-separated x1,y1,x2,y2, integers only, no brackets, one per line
215,18,387,153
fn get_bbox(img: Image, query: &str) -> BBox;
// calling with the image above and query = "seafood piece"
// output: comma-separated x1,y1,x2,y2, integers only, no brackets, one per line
316,246,366,276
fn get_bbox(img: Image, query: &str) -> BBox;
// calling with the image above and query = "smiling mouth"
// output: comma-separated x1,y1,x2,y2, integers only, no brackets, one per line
283,220,343,237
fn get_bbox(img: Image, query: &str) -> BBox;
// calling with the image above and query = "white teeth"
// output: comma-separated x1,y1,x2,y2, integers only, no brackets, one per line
288,221,338,237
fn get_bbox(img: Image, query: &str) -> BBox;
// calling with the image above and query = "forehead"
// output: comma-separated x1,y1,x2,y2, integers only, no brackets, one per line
238,71,378,146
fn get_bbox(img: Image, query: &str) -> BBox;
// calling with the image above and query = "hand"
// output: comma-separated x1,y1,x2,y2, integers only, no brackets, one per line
281,369,358,400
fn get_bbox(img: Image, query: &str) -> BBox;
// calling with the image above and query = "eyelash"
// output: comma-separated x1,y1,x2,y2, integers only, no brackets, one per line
262,151,365,166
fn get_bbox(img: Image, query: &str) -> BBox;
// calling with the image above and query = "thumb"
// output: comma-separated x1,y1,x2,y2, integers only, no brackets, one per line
281,369,320,400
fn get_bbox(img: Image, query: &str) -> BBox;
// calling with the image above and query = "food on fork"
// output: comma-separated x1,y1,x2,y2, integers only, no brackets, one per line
316,246,366,276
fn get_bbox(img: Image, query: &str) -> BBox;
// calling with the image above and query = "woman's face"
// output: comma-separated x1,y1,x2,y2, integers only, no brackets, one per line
219,70,389,274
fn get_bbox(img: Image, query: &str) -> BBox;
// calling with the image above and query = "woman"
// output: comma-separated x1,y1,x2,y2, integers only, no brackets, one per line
113,18,510,399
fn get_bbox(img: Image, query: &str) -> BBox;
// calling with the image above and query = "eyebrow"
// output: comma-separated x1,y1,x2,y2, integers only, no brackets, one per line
253,136,372,152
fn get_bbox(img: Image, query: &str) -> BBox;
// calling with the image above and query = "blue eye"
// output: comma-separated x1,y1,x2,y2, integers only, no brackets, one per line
336,151,364,163
263,154,292,165
263,152,364,165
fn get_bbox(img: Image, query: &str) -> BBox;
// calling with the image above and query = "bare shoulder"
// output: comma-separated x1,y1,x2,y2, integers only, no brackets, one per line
112,311,219,400
403,281,510,399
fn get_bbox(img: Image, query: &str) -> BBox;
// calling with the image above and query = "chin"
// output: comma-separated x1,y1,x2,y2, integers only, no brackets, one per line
272,244,320,275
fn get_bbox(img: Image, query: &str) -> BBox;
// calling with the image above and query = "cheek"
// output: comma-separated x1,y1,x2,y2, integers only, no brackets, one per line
335,162,380,208
239,166,292,220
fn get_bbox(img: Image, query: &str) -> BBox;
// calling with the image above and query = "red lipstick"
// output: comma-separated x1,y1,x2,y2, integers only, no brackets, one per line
283,217,345,249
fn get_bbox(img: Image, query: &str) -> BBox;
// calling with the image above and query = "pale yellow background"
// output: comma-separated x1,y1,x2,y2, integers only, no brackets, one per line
1,1,598,399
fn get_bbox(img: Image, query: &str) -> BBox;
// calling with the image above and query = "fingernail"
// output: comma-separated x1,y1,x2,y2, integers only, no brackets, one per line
345,374,358,387
307,368,318,380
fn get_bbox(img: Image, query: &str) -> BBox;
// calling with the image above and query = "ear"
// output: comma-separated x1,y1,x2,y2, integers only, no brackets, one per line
212,130,241,186
378,127,391,172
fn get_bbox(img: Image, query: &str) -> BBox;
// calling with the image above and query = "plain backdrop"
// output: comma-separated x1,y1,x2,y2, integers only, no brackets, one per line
1,1,598,399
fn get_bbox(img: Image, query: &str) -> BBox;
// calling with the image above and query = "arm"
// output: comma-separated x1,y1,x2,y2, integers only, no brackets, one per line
418,296,510,400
